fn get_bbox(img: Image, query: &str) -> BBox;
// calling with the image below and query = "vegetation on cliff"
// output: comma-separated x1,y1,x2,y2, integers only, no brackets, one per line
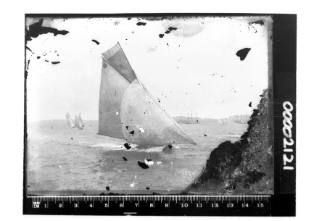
185,89,273,194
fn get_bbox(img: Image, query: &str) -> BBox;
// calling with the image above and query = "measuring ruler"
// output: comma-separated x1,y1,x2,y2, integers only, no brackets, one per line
25,195,271,215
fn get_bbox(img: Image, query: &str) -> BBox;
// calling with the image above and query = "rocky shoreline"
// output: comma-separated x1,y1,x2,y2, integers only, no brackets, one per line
185,89,273,194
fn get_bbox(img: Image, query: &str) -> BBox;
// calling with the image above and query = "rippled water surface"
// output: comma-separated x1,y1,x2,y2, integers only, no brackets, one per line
27,120,246,195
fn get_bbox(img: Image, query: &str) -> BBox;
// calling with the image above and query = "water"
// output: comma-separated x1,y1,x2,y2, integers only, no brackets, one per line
26,120,246,195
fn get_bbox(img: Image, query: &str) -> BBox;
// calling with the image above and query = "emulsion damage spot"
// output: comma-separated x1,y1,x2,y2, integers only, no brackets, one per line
160,26,178,38
92,39,100,45
249,20,264,26
26,46,33,53
236,48,251,61
165,26,178,34
136,21,146,26
123,143,131,150
137,161,149,169
26,19,69,41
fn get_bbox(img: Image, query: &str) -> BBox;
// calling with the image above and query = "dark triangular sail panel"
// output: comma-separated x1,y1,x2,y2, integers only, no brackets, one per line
102,42,137,83
98,43,131,138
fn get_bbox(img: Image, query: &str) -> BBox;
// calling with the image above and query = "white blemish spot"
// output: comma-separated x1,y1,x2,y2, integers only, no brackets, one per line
116,112,119,115
139,127,145,133
144,158,154,166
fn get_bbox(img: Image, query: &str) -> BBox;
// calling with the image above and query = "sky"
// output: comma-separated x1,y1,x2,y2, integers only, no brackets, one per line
26,16,271,122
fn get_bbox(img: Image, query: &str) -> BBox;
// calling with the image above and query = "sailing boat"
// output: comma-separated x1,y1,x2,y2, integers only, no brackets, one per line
65,112,75,128
98,42,196,148
65,112,84,129
75,113,84,130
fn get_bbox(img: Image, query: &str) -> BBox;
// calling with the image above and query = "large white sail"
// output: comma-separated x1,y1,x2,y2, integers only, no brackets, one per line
98,42,195,147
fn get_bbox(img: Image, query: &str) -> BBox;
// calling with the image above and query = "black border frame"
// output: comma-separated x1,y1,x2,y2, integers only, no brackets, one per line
271,14,296,216
23,13,296,216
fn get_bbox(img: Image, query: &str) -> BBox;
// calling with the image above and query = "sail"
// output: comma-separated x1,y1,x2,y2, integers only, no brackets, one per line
78,113,85,129
65,112,75,128
98,42,196,147
74,114,84,130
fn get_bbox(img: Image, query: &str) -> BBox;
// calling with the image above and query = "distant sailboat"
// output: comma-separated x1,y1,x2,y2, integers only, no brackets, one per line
65,112,84,130
98,42,196,148
75,114,84,130
78,113,85,129
65,112,75,128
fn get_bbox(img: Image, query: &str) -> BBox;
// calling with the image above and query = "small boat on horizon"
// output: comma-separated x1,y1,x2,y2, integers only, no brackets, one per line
65,112,84,130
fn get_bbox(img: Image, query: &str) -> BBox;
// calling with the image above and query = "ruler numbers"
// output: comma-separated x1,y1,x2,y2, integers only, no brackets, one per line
28,195,270,214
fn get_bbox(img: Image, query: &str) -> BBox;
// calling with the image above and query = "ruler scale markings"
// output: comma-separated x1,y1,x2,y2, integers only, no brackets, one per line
27,194,271,213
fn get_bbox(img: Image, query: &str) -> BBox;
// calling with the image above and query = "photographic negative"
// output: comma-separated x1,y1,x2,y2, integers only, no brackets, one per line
24,14,296,216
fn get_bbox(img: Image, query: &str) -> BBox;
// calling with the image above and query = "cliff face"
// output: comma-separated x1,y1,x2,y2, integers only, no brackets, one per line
185,89,273,194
